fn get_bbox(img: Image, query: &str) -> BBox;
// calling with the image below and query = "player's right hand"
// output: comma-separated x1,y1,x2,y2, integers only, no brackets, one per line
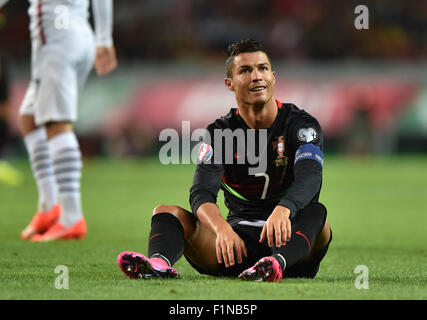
215,224,248,268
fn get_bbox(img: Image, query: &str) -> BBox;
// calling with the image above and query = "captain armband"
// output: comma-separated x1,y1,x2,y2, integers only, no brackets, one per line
294,143,324,167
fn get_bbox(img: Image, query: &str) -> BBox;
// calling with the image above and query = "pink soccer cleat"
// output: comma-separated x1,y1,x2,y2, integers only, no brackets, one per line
117,251,180,279
238,256,283,282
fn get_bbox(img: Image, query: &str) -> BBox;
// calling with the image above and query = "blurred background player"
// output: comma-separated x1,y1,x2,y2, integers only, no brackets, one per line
0,53,22,187
19,0,117,241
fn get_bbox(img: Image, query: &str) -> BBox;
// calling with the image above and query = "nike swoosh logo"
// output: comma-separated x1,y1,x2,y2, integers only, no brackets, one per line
149,233,163,241
295,231,311,251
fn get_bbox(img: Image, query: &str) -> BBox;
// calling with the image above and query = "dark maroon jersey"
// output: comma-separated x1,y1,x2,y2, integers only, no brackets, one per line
190,100,324,223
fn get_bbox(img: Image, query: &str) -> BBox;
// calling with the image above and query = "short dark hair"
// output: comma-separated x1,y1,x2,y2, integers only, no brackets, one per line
225,39,269,78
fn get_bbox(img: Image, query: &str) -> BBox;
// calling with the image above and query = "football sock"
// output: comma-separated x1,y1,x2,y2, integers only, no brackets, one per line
272,203,327,271
49,132,83,227
23,127,57,213
148,213,184,267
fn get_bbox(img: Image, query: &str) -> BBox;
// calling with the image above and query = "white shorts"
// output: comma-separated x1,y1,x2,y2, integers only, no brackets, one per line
20,30,95,126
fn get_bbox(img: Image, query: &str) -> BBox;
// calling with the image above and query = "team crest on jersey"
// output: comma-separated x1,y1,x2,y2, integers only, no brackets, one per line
273,136,288,167
198,143,213,162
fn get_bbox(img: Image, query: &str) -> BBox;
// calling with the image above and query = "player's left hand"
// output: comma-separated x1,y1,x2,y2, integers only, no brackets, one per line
94,46,117,76
259,205,291,248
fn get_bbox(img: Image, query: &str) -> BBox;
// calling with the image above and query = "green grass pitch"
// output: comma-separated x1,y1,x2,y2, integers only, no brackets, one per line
0,155,426,300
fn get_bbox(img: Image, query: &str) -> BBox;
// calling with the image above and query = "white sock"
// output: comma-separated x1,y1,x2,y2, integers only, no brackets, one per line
275,254,287,270
49,131,83,227
24,127,57,213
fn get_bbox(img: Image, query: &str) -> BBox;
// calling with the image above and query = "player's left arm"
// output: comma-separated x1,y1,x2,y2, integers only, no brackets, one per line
261,117,324,247
280,118,324,216
92,0,117,76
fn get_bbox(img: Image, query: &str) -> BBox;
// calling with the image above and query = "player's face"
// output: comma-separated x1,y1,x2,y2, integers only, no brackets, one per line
225,51,275,107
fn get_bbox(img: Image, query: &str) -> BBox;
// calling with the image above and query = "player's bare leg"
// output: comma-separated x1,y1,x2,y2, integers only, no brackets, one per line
19,114,39,136
45,121,73,139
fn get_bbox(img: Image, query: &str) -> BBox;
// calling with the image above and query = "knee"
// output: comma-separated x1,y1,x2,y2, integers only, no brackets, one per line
307,203,327,225
152,205,196,239
314,203,327,219
300,203,327,225
152,205,182,217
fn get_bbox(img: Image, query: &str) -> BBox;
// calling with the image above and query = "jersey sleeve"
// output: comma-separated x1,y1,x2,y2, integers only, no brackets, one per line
278,114,324,219
91,0,114,47
189,123,224,217
289,113,323,150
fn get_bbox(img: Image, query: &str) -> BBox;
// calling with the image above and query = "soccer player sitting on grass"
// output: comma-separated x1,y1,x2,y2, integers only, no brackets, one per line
118,39,332,282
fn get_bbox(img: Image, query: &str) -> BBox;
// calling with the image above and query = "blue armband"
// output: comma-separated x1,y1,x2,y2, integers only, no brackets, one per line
294,143,324,166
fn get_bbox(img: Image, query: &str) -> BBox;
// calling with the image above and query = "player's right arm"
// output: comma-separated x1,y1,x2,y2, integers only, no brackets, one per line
189,127,247,267
91,0,117,76
196,202,247,267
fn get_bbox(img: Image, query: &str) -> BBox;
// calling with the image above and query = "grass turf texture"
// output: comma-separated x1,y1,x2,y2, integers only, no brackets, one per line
0,155,426,300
